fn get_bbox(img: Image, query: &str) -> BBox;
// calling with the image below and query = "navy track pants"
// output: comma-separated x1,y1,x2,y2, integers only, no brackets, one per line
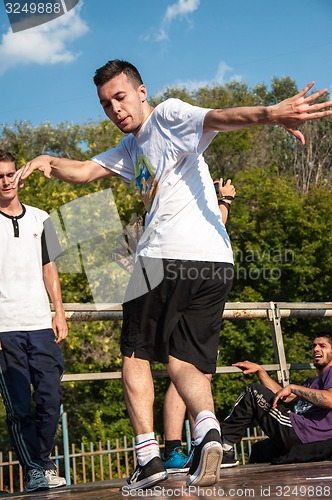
0,329,64,476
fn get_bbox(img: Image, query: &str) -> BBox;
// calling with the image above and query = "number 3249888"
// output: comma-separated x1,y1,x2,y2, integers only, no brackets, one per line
5,3,62,15
275,485,331,497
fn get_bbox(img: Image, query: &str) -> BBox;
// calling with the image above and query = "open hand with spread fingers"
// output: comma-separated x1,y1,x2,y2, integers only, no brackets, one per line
270,81,332,145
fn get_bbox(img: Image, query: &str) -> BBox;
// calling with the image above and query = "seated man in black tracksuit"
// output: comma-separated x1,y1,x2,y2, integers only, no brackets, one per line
220,334,332,464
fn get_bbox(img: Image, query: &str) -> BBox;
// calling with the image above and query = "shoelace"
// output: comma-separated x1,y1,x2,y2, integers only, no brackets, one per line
28,469,44,479
129,466,141,482
46,470,57,476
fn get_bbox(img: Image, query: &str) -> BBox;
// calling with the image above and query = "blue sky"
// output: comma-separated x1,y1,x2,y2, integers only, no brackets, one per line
0,0,332,128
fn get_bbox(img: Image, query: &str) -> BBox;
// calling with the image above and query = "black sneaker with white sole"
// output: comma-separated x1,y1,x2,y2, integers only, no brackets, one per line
220,449,239,468
122,456,168,492
186,429,222,487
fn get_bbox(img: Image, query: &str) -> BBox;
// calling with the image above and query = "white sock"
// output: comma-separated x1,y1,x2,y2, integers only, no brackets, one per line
194,410,221,446
135,433,160,466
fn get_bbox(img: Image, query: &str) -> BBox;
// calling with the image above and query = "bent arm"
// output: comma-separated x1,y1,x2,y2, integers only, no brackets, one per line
17,155,113,185
233,360,283,394
43,261,68,343
273,385,332,409
218,201,229,225
216,178,236,224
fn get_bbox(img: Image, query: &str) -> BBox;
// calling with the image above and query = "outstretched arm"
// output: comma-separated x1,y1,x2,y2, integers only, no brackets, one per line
204,82,332,145
14,154,113,186
273,385,332,409
233,360,284,394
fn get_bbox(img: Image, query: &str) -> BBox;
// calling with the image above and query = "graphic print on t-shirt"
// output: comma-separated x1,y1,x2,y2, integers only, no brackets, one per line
295,399,313,414
134,155,158,212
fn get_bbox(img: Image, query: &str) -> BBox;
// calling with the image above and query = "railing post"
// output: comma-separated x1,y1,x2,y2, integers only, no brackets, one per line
267,302,289,386
61,406,71,485
185,419,191,454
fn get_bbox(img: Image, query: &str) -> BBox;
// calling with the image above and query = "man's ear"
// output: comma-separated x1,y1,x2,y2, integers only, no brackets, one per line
139,84,148,103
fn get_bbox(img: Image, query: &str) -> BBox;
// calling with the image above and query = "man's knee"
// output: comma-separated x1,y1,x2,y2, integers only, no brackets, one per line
122,355,153,388
245,383,275,407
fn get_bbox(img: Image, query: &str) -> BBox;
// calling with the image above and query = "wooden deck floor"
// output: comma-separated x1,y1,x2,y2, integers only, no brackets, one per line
2,461,331,499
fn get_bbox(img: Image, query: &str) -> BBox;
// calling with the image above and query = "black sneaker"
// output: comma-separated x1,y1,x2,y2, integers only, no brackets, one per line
122,457,168,492
220,449,239,468
186,429,222,487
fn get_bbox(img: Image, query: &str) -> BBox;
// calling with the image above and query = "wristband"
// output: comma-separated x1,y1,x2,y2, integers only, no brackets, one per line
219,195,235,201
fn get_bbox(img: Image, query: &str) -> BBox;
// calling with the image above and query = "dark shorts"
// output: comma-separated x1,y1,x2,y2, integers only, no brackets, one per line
121,258,233,373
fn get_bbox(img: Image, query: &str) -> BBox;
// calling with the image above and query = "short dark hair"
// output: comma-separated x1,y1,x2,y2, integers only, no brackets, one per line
312,333,332,347
93,59,143,88
0,149,17,168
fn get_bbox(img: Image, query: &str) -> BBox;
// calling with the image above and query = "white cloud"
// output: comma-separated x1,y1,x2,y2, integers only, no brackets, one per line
165,0,200,22
156,61,244,95
0,3,89,75
144,0,200,42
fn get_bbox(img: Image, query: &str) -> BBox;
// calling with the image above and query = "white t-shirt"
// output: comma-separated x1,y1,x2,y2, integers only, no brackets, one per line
0,205,53,332
92,98,234,264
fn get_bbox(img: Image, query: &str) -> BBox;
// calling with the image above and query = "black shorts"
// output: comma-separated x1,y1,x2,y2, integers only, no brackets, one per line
121,258,233,373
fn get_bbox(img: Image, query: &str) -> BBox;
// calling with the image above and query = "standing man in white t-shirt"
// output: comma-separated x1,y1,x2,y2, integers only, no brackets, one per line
16,60,332,491
0,150,68,492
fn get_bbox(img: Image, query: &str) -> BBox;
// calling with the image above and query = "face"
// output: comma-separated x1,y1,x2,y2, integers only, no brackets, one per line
98,72,148,135
311,337,332,370
0,160,18,205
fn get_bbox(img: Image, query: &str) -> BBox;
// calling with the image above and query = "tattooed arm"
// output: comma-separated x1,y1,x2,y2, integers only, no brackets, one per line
272,385,332,409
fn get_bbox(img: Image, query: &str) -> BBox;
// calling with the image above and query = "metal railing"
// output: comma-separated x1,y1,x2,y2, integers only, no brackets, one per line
60,301,332,386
